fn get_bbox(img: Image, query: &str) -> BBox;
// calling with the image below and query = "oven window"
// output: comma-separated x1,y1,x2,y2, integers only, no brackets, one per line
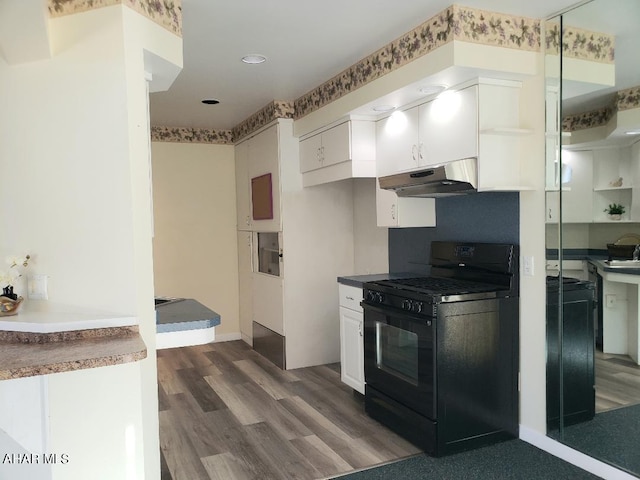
376,322,419,385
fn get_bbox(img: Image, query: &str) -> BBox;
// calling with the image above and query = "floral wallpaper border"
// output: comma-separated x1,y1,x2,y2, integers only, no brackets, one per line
617,86,640,112
48,0,182,36
150,126,233,144
545,23,614,64
232,101,295,142
562,107,613,132
562,85,640,132
294,5,541,120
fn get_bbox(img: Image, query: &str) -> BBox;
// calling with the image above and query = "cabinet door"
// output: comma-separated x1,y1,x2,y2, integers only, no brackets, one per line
546,191,559,223
252,271,284,336
376,106,421,175
299,133,323,173
321,121,351,167
421,85,478,166
235,140,251,230
340,306,365,394
237,231,253,342
375,181,437,228
248,125,281,231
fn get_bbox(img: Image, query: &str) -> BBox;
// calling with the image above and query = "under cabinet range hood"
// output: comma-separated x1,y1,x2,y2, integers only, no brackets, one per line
378,157,478,197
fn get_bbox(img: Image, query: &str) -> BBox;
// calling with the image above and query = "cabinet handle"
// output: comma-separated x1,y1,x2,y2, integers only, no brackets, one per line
418,143,424,161
411,144,418,163
548,208,552,219
346,296,354,301
391,204,396,220
359,323,363,337
246,215,250,225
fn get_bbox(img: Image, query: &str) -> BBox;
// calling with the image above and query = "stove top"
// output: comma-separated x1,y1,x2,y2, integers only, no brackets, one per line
378,276,506,296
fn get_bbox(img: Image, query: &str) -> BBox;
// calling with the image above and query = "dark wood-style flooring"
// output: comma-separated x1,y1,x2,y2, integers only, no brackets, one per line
595,349,640,413
157,341,420,480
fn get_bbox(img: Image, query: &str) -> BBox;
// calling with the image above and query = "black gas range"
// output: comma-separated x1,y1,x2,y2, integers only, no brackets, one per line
361,241,519,457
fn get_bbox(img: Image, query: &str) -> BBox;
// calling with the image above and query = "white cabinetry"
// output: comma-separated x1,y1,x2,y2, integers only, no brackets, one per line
237,231,253,343
375,180,436,228
376,106,422,175
300,119,376,187
375,79,529,190
546,145,639,223
234,119,355,369
592,146,635,222
235,124,282,232
235,140,251,230
421,86,477,167
545,150,594,224
339,283,364,394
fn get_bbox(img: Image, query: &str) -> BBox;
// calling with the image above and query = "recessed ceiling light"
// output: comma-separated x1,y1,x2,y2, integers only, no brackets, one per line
418,84,447,96
201,99,220,105
241,54,267,64
625,130,640,135
373,105,396,112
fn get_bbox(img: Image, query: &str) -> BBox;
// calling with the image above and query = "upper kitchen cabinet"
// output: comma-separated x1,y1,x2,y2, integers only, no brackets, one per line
376,106,422,176
235,123,282,232
235,140,251,230
299,119,376,187
420,85,477,167
376,78,532,191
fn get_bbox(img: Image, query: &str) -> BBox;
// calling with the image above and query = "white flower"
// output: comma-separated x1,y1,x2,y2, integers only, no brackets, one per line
6,254,30,269
1,253,31,287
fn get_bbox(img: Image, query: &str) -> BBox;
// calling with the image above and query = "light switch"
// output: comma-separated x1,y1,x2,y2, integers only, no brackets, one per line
28,274,48,300
523,256,534,276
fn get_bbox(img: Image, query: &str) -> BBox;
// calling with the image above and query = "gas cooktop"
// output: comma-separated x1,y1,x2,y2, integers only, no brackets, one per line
375,276,506,296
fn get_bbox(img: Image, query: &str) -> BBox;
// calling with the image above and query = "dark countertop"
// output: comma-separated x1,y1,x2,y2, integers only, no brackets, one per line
546,250,640,276
337,272,419,288
155,298,221,333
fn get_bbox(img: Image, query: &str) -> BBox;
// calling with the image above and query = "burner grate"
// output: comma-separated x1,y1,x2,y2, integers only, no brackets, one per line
383,277,501,295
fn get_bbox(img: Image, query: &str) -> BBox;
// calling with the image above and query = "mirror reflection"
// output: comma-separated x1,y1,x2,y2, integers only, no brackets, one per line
546,0,640,474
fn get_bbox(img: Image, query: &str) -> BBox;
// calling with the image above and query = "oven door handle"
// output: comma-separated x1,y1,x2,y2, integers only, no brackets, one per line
362,302,433,325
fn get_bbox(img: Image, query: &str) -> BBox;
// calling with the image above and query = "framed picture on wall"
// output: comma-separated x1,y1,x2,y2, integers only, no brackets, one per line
251,173,273,220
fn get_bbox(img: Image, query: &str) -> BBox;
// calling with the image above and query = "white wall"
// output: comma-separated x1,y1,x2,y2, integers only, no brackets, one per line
0,5,182,479
518,57,548,433
151,141,240,338
353,178,389,274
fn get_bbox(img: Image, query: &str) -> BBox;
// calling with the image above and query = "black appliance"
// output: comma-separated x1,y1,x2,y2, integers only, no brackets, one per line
546,275,595,430
362,241,519,457
587,263,603,349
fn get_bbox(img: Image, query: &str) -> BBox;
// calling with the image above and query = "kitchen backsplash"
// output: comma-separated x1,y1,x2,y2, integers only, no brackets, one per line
389,192,519,274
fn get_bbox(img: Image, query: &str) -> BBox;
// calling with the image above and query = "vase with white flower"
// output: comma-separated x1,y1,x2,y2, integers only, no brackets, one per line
0,254,30,316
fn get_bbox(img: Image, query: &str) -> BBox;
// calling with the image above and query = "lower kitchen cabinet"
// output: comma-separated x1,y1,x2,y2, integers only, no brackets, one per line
339,283,365,394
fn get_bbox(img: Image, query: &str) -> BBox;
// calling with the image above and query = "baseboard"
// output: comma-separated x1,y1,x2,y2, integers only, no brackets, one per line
240,332,253,346
519,425,637,480
213,332,242,343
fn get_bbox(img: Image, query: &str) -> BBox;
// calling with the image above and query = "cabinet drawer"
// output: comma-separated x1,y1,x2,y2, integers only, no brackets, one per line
338,284,363,312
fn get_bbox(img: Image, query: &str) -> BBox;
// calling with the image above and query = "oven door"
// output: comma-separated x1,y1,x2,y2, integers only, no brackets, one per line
363,302,436,419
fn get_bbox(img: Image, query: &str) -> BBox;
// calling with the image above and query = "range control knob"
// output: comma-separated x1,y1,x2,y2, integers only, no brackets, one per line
375,292,385,303
366,290,376,302
411,301,423,313
401,299,412,311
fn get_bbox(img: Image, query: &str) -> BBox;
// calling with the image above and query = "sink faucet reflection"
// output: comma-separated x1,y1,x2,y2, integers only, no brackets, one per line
634,245,640,261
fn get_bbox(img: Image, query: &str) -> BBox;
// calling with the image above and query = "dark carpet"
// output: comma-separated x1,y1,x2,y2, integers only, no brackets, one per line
332,439,601,479
559,404,640,476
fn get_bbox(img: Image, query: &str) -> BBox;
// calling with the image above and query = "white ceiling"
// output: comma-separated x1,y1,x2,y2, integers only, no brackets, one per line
148,0,631,131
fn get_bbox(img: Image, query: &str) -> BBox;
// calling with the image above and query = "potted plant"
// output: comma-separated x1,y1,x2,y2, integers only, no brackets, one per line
604,203,626,220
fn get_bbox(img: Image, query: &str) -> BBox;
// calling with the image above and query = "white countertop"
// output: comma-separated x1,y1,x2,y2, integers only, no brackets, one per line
0,300,137,333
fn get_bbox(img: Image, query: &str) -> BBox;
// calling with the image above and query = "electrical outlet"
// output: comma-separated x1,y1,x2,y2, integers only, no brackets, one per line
28,274,48,300
606,294,616,308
